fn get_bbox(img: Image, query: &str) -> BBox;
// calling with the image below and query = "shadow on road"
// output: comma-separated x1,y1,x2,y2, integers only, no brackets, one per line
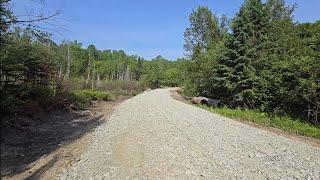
1,109,104,178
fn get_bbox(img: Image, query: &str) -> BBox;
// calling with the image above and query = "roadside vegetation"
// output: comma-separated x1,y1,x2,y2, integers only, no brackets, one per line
181,0,319,126
0,0,185,124
1,0,319,132
4,0,319,178
199,105,320,139
67,90,115,109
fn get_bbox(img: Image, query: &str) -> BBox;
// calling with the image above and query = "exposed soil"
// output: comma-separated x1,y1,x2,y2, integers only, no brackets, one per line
170,88,320,148
1,99,127,180
169,87,191,105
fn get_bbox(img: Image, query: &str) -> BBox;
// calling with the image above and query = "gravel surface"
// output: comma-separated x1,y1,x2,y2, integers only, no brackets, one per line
60,88,320,179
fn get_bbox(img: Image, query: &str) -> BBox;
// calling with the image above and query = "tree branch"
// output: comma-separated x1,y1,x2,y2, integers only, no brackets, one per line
5,10,60,25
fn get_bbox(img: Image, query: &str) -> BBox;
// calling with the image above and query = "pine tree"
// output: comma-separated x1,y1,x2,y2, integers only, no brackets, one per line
211,0,269,108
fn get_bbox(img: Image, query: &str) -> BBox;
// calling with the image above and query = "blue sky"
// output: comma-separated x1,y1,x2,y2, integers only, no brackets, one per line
12,0,320,60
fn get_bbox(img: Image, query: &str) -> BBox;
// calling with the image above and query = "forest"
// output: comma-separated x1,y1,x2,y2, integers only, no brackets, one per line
182,0,320,125
1,1,320,178
1,0,187,121
1,0,319,126
0,28,188,116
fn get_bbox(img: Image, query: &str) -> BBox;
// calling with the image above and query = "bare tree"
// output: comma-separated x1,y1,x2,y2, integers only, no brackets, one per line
66,43,71,79
86,51,91,87
1,0,62,36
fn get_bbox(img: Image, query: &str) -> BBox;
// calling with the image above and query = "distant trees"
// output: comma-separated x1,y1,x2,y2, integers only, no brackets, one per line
2,0,318,125
183,0,320,124
1,25,185,117
141,55,186,89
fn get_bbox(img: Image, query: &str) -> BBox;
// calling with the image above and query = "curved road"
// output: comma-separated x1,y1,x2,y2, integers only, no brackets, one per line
61,88,320,179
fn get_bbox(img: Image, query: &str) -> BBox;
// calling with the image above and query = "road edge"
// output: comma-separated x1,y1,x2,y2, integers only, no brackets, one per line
169,88,320,148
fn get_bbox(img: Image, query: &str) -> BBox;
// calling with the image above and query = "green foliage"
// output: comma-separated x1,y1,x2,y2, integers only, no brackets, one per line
163,68,181,87
183,6,225,96
184,0,320,124
0,28,55,116
141,56,166,89
65,77,146,96
212,0,269,107
200,106,320,139
2,0,318,129
67,90,115,109
140,56,187,89
1,12,184,117
184,6,220,57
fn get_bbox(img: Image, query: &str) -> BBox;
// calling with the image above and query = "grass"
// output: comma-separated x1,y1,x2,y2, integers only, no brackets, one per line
199,105,320,139
64,78,146,109
67,90,116,109
66,77,146,95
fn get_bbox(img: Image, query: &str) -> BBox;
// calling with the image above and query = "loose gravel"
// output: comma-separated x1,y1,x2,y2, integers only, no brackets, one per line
60,88,320,179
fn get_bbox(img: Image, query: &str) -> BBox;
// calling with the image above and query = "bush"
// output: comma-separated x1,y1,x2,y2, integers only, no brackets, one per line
0,93,23,115
67,90,114,109
67,91,91,109
0,85,54,117
65,78,146,95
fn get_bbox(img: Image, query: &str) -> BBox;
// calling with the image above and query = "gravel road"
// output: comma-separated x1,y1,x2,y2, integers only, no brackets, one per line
60,88,320,179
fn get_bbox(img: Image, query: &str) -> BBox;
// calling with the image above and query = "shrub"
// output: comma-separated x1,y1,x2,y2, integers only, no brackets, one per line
67,90,114,109
67,91,91,109
65,78,146,95
0,85,54,117
0,93,23,115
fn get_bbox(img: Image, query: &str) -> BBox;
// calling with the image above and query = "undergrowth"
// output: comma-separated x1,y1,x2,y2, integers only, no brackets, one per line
67,90,116,109
199,105,320,139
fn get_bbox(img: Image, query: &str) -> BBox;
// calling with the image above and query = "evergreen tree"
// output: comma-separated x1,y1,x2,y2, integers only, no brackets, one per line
211,0,268,108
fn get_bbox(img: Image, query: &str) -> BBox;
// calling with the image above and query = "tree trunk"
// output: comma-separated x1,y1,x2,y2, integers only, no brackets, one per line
86,51,91,87
66,44,71,79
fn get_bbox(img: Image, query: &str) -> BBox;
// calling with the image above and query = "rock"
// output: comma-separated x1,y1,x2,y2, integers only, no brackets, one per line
191,97,220,107
191,97,208,105
206,98,220,107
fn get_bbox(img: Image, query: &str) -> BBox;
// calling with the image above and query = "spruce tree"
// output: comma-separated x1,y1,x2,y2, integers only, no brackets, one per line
211,0,268,108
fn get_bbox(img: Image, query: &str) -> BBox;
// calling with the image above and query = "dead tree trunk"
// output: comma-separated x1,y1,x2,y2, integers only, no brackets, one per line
66,44,71,79
91,62,96,90
125,65,130,81
86,51,91,87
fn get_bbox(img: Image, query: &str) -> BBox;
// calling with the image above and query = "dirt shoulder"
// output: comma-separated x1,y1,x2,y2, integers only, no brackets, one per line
1,99,127,180
169,88,320,148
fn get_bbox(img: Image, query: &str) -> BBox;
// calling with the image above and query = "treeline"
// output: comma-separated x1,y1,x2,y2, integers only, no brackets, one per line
1,0,319,125
0,26,187,116
0,0,185,117
183,0,320,124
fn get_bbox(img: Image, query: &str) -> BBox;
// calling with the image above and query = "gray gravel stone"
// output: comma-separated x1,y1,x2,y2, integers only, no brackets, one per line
60,88,320,179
